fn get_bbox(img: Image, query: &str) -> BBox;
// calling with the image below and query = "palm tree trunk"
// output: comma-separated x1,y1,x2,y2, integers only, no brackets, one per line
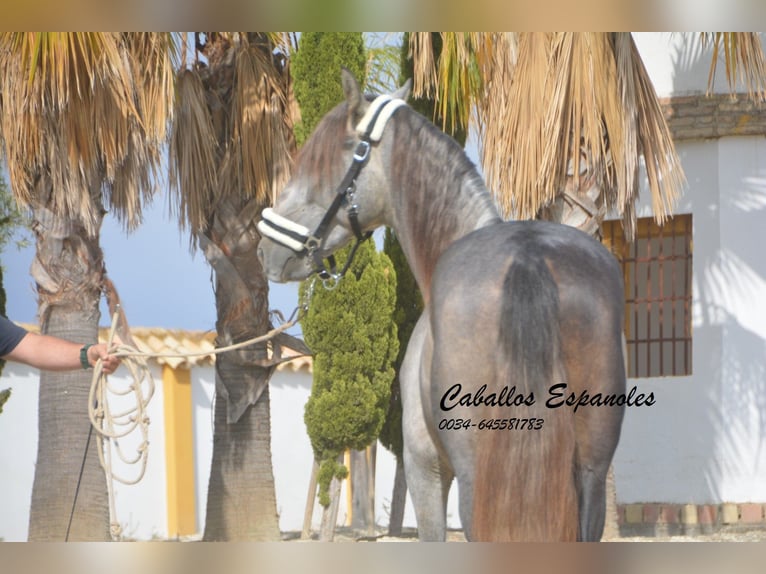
27,203,110,541
199,198,280,541
203,381,280,540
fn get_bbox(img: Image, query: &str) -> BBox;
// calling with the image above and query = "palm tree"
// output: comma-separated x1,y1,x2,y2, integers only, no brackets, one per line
168,32,297,541
0,32,176,540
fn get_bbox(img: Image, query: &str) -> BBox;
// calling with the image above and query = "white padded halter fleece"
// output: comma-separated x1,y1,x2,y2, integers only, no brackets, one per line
258,208,310,252
355,95,407,142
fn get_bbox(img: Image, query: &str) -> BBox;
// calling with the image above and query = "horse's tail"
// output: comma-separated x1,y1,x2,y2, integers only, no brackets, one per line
471,252,578,541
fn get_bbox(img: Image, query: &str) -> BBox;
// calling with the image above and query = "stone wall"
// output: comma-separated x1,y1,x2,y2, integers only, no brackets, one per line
662,94,766,141
618,502,766,537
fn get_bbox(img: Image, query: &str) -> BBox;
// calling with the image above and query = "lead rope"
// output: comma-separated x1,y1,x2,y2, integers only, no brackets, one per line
77,304,305,541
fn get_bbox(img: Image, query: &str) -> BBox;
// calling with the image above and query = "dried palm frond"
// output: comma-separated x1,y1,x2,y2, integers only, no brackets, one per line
169,33,293,238
168,69,219,233
409,32,438,101
409,32,483,135
409,32,684,239
621,34,684,233
702,32,766,101
541,34,624,213
0,33,176,234
228,38,292,204
510,33,682,232
490,32,551,218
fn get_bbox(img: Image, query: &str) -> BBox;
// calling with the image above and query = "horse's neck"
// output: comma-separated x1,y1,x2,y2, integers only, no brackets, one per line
391,160,501,299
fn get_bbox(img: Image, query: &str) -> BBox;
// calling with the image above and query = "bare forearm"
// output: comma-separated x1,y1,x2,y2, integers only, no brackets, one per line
9,333,84,371
5,331,121,374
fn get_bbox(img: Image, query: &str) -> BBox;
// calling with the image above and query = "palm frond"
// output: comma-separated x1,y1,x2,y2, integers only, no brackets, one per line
0,32,175,234
413,32,683,237
169,33,293,236
365,34,402,94
539,33,625,214
488,32,549,218
625,34,684,229
229,39,292,205
168,69,219,233
409,32,437,100
409,32,483,134
702,32,766,101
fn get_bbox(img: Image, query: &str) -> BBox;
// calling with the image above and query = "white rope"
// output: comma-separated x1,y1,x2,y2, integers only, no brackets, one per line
88,307,304,540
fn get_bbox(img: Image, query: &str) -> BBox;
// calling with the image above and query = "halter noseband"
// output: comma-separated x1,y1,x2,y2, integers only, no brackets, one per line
258,95,406,287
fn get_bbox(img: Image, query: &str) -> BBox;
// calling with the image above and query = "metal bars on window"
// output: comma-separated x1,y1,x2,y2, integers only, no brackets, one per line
603,215,693,378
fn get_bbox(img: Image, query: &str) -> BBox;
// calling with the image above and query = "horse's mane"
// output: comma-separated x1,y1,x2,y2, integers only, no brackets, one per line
388,108,498,221
294,96,497,218
386,106,502,289
293,96,501,292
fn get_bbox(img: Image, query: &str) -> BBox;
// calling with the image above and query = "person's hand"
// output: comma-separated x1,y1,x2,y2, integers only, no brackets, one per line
87,343,121,374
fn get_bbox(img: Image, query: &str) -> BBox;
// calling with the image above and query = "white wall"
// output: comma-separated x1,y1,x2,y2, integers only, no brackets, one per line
608,33,766,506
611,123,766,502
0,362,171,541
0,364,38,542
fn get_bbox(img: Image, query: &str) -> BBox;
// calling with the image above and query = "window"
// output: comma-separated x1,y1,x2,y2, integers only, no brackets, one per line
602,215,693,378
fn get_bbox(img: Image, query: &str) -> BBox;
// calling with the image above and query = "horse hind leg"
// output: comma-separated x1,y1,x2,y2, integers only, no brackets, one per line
403,440,454,541
576,460,610,541
400,313,454,541
569,335,626,541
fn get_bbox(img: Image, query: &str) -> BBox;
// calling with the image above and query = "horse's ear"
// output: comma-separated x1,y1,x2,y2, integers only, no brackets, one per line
392,78,412,102
341,67,365,124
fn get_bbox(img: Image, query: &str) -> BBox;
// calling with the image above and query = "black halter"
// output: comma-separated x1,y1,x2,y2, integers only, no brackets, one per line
304,136,373,285
258,95,405,288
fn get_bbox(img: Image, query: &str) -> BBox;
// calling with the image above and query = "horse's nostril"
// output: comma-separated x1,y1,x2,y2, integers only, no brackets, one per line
257,246,265,265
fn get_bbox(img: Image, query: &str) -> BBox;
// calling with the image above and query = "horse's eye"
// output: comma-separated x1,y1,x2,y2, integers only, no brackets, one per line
342,138,355,151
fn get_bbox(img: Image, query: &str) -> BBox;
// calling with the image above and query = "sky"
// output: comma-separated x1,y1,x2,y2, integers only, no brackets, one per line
2,194,301,331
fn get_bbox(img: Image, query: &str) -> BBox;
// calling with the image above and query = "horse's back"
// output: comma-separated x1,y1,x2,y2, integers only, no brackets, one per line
432,220,623,305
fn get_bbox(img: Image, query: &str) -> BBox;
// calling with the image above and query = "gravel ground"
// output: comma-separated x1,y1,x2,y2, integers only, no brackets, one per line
288,526,766,542
607,529,766,542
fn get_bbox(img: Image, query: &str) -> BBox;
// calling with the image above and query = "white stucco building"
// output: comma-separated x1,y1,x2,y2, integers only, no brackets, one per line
610,33,766,532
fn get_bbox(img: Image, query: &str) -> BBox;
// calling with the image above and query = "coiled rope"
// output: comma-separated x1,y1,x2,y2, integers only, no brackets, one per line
82,305,304,541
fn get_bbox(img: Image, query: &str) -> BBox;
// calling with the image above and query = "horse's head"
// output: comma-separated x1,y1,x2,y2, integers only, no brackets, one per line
257,68,410,283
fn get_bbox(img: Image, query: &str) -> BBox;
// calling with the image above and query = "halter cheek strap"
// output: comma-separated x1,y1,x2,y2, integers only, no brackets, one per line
257,95,406,284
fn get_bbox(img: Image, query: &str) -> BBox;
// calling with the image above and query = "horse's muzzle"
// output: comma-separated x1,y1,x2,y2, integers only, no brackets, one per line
257,238,313,283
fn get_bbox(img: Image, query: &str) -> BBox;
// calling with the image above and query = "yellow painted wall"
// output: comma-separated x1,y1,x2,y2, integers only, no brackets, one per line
162,365,197,537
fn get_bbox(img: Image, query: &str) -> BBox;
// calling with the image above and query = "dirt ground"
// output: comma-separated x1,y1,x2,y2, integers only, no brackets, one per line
287,526,766,542
608,529,766,542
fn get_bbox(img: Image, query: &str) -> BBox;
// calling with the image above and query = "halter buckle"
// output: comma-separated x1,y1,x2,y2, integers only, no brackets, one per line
305,235,321,253
353,140,371,163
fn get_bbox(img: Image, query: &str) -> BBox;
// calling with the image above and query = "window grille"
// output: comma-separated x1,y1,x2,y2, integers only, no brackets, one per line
602,215,693,378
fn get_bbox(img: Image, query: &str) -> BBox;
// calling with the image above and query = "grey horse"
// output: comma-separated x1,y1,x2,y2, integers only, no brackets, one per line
258,69,626,541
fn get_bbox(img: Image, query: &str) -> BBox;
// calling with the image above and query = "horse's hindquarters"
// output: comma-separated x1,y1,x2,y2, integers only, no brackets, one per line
426,221,626,541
